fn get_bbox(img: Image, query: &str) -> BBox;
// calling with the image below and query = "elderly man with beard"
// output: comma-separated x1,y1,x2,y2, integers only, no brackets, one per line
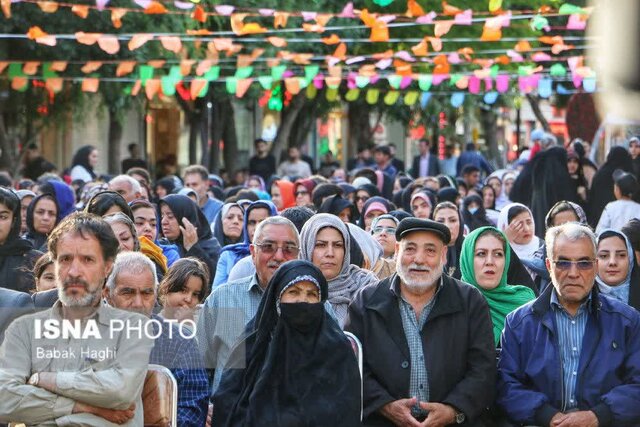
346,218,495,427
0,212,153,426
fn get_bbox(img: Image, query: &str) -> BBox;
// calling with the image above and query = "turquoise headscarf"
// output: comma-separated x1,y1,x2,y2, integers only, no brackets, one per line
460,226,536,345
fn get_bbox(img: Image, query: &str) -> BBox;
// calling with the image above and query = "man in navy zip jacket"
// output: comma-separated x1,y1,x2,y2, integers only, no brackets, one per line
497,222,640,427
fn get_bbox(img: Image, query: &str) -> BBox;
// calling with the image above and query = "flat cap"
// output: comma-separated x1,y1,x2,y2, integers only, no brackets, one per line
396,217,451,244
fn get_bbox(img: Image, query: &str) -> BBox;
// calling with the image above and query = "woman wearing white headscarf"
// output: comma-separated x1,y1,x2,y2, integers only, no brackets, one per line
497,203,543,262
300,213,379,328
346,222,395,280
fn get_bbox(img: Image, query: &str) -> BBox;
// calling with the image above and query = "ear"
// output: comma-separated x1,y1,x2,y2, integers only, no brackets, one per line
104,259,114,279
102,286,111,304
545,257,551,271
395,241,401,255
250,244,257,263
441,245,448,264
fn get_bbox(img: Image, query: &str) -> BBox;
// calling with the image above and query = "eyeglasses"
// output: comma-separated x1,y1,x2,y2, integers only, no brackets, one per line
552,260,596,271
355,196,369,202
295,191,309,197
372,226,396,235
254,242,300,256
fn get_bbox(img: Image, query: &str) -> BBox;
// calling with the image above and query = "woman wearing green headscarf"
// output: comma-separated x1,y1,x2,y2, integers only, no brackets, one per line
460,226,536,346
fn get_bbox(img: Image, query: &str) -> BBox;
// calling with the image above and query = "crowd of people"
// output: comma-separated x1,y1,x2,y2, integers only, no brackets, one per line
0,132,639,426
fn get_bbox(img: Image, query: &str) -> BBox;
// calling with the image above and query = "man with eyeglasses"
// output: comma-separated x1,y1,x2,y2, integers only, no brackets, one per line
371,214,399,259
497,222,640,427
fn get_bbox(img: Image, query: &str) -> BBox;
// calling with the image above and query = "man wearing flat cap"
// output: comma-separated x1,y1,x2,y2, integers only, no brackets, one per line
345,218,495,426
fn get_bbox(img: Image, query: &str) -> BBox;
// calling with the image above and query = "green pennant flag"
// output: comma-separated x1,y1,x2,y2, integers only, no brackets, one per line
345,89,360,101
550,63,567,77
42,63,58,79
356,76,369,88
418,75,432,91
304,65,320,81
326,88,339,101
384,91,399,105
235,66,253,79
169,66,182,81
449,74,462,86
204,67,220,81
306,84,317,99
226,78,237,94
558,3,584,15
161,76,176,95
8,63,25,78
387,75,402,90
271,65,286,80
490,65,500,78
366,89,379,104
404,91,419,105
197,80,209,98
139,65,154,86
258,76,273,90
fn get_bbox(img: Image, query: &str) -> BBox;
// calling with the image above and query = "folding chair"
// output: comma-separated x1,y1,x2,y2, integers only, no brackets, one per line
344,331,363,421
142,364,178,427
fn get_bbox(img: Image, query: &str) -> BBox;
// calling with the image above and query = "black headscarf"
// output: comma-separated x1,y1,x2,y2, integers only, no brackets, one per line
318,194,358,223
158,194,220,279
24,193,59,251
434,203,465,279
0,188,34,257
588,146,634,227
462,194,493,231
71,145,97,179
212,260,361,427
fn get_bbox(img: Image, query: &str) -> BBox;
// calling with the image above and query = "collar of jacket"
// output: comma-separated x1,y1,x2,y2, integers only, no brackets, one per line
532,282,602,323
365,273,464,322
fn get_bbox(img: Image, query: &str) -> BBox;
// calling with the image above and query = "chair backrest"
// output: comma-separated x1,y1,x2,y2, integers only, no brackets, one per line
142,364,178,427
344,331,363,422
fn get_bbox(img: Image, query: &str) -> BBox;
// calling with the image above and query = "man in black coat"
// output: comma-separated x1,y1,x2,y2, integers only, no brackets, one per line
411,139,441,178
345,218,495,426
0,288,33,344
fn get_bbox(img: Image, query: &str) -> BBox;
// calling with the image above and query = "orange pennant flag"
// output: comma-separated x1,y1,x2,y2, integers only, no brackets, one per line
494,55,510,65
128,34,153,50
160,36,182,53
303,23,325,33
81,78,99,93
292,54,313,65
359,9,376,27
2,0,11,18
316,14,332,27
442,1,462,16
145,79,160,100
45,78,63,93
187,29,213,36
434,21,454,37
267,58,281,68
27,26,56,46
480,26,502,41
0,62,8,74
192,5,206,23
11,77,28,90
212,38,233,51
97,35,120,54
144,1,167,14
180,60,195,76
411,39,429,56
131,80,141,96
50,61,67,72
274,12,289,29
370,21,389,42
196,60,213,76
236,78,253,98
37,1,58,13
428,37,443,52
23,62,40,76
116,61,136,77
372,50,394,60
458,47,474,61
514,40,531,52
433,54,450,74
394,60,412,76
147,60,166,68
538,36,564,45
285,78,301,95
322,34,341,45
190,79,207,98
111,8,126,28
267,37,287,47
332,43,347,60
75,32,101,45
474,68,491,79
81,62,103,73
72,4,89,18
407,0,425,17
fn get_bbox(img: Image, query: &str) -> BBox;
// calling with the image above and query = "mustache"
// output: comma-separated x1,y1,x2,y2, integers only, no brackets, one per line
407,264,430,272
267,261,283,268
62,279,90,291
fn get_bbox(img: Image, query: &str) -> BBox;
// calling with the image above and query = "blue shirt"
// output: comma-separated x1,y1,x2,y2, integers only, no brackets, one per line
149,315,209,427
391,277,441,418
201,197,223,224
550,290,591,411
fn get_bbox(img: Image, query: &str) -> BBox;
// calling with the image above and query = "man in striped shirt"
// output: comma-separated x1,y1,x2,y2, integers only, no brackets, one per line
497,223,640,427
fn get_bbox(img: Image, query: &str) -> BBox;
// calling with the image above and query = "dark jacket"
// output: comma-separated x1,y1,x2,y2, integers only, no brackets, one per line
345,274,496,426
497,285,640,426
411,154,441,178
0,288,34,344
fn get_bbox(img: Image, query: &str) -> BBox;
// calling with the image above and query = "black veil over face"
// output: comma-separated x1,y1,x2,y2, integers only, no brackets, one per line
212,260,361,427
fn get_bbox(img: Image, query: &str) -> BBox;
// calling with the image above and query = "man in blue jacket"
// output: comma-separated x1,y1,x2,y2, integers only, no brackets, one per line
497,222,640,427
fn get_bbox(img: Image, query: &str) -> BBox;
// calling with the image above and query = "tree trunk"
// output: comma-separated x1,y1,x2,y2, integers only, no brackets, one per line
289,100,318,148
198,97,210,169
526,94,551,131
272,91,306,164
108,108,123,174
221,98,238,173
480,106,503,169
0,113,16,171
347,101,376,155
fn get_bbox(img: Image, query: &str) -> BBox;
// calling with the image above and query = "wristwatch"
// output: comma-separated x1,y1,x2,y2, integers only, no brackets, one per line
28,372,39,386
454,410,466,424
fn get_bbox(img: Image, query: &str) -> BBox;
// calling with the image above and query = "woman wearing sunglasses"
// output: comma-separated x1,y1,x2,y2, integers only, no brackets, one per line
595,229,640,310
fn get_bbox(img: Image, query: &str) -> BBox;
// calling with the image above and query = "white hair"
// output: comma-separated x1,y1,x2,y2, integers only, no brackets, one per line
545,222,596,261
110,174,142,195
253,216,300,246
105,251,157,294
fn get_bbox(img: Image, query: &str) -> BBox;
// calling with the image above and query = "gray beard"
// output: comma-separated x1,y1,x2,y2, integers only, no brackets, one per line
396,262,443,294
58,287,101,307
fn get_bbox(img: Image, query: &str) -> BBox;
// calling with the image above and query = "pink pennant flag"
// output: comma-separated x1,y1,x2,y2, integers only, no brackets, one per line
339,2,355,18
215,5,234,16
313,74,324,89
532,52,552,62
484,78,493,91
468,76,480,94
400,76,413,89
395,51,415,62
416,11,437,24
173,1,193,9
302,11,317,21
432,74,448,85
375,58,392,70
379,15,397,24
566,13,587,30
96,0,110,10
496,74,509,93
572,74,583,88
448,52,461,64
454,9,472,25
347,72,357,89
259,9,275,16
507,50,524,63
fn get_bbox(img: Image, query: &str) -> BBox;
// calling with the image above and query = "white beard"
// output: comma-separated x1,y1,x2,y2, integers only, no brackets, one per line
396,261,443,294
